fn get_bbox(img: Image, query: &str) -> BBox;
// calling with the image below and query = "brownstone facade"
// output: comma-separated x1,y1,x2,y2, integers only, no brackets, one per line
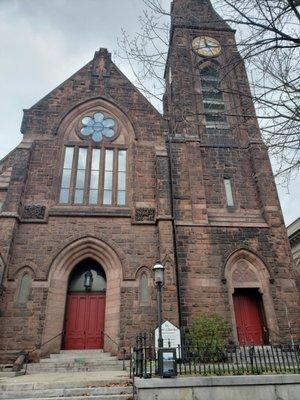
0,0,299,362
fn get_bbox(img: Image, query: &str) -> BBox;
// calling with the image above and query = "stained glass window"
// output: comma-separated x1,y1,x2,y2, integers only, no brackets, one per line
80,112,115,142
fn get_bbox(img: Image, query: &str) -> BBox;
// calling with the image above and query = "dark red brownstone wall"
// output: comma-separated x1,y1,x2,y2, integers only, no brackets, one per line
164,1,300,344
0,2,299,362
0,49,179,360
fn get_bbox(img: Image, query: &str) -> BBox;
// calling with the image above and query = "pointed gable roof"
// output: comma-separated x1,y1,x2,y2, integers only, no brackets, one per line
171,0,233,32
21,48,165,137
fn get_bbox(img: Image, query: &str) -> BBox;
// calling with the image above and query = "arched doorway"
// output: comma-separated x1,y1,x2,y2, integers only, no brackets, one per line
42,237,123,356
64,258,107,350
224,249,278,345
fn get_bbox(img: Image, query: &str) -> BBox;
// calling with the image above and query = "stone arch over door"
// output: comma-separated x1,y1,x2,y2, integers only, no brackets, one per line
224,249,278,344
42,237,123,355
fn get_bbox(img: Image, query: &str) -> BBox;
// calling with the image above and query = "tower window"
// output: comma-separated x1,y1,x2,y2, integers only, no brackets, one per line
224,178,234,207
59,146,127,206
199,66,228,128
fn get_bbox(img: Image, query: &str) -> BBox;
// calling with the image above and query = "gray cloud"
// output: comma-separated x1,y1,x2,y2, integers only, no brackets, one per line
0,0,298,225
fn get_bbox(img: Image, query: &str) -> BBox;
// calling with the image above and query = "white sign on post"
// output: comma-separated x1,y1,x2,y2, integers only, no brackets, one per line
155,320,181,356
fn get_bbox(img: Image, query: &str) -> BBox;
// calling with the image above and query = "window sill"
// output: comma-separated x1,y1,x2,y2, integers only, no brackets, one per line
49,206,132,218
227,205,236,213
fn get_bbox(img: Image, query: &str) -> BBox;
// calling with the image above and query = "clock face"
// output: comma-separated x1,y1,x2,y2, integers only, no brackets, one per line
192,36,221,57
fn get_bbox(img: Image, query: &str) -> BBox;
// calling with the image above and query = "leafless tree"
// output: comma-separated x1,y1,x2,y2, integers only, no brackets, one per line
117,0,300,184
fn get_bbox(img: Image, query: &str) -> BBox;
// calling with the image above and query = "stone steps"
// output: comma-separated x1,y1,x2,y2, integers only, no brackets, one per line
60,350,104,354
0,374,130,391
0,350,132,399
25,350,126,374
45,355,118,362
26,364,125,373
9,396,132,400
0,386,132,399
40,360,119,365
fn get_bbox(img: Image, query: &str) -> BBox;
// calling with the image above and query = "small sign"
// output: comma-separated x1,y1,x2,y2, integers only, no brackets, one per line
155,320,181,355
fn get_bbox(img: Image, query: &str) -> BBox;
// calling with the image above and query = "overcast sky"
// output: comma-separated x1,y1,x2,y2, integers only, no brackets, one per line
0,0,298,226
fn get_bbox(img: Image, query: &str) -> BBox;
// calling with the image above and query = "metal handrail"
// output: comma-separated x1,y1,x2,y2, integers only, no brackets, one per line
101,331,127,371
101,330,119,348
20,331,64,375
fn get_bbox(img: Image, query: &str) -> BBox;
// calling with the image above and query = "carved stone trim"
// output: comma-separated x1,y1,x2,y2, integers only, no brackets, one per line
22,205,46,220
134,208,156,223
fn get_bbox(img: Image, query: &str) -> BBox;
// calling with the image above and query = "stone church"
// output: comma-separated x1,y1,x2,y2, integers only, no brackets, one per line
0,0,299,361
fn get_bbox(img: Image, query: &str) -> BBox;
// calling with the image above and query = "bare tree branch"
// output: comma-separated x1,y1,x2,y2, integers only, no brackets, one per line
117,0,300,185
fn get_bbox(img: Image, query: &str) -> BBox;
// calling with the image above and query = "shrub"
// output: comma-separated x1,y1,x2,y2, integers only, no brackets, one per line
185,313,231,362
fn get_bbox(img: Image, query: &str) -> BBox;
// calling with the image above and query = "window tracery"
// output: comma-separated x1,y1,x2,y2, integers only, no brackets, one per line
59,108,128,207
80,112,116,142
59,146,127,206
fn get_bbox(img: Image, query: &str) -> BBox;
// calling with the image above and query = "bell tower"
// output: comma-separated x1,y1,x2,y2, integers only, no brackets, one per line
165,0,259,141
165,0,300,342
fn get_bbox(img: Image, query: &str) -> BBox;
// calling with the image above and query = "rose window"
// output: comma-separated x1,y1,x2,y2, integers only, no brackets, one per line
80,112,116,142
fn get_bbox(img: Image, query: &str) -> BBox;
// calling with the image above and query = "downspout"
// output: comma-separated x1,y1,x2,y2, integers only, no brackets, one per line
166,126,183,331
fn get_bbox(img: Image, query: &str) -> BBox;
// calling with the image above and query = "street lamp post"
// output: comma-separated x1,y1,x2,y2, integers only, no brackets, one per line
153,261,165,349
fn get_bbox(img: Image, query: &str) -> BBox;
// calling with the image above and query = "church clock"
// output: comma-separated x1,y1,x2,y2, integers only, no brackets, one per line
192,36,221,57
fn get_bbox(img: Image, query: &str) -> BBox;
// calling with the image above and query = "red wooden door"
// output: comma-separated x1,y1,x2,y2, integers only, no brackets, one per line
64,294,106,350
233,290,265,345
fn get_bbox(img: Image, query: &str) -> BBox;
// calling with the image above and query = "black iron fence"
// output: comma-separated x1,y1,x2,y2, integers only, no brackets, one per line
131,333,300,378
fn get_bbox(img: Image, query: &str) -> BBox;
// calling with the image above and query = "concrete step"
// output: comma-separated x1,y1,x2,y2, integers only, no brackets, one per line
25,350,125,374
0,372,18,378
47,355,118,362
0,386,132,399
1,396,132,400
0,372,130,392
40,358,119,365
60,350,104,355
26,365,125,374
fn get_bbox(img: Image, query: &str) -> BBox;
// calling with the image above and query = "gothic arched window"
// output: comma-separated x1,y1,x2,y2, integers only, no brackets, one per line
58,103,133,208
199,66,228,128
17,274,32,303
139,272,149,303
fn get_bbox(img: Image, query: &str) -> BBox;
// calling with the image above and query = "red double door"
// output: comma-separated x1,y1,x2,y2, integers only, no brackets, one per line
64,294,106,350
233,289,267,345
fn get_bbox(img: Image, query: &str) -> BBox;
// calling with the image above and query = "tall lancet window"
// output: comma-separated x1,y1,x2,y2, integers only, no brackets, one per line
199,66,228,128
139,272,149,303
17,274,32,304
